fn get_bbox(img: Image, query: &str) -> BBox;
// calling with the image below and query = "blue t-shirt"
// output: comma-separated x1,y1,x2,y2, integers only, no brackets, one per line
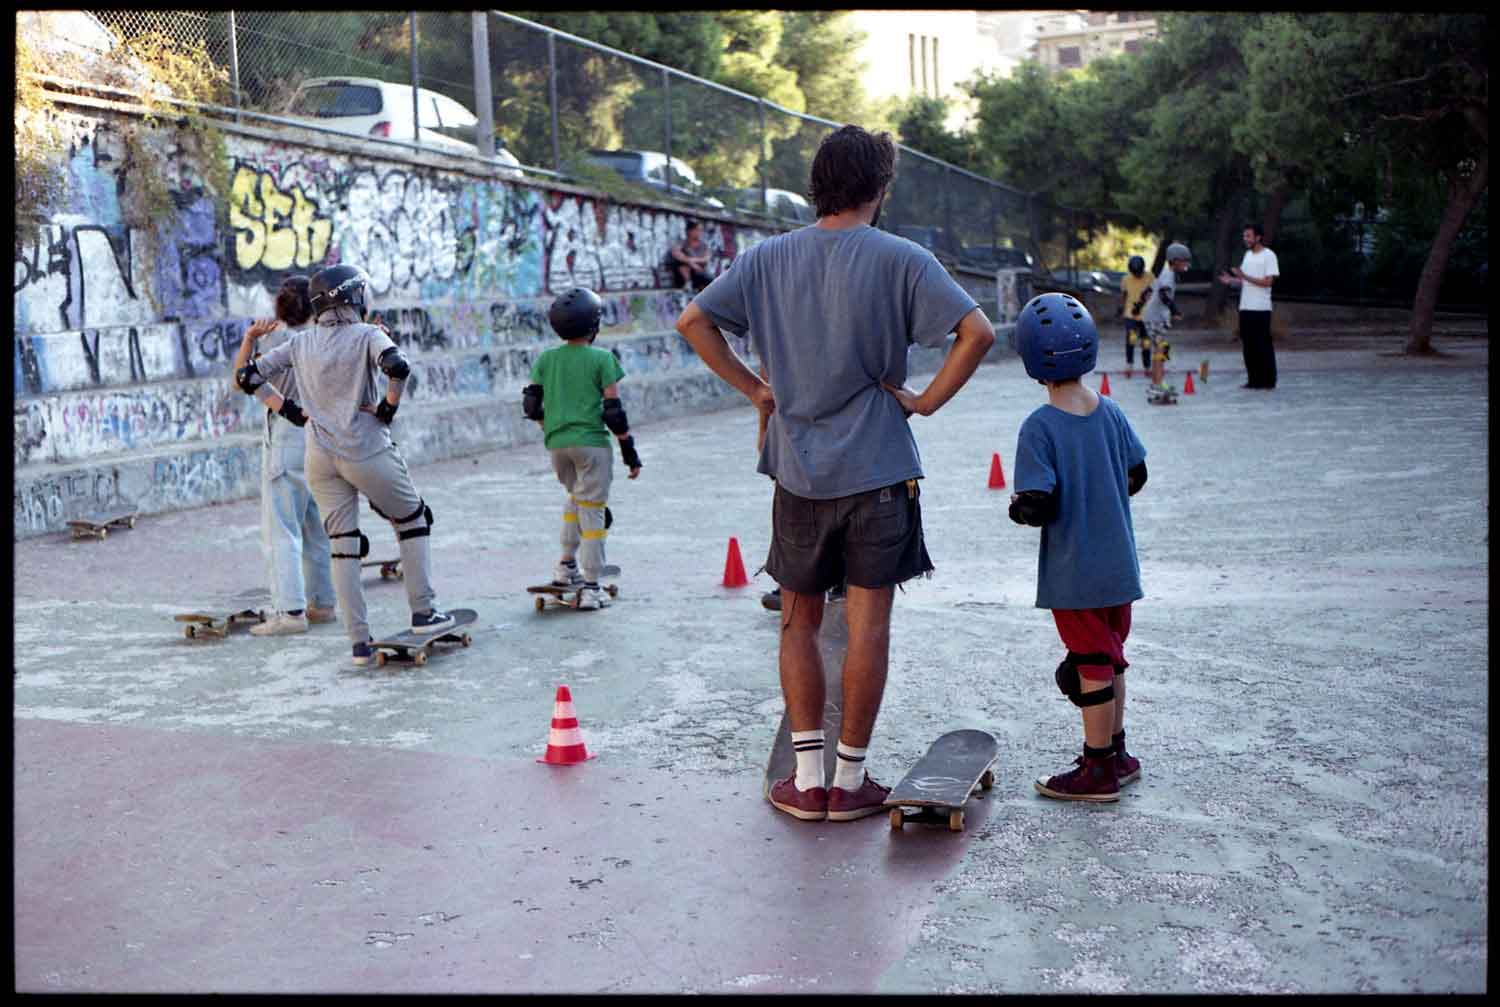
692,224,978,499
1013,396,1147,610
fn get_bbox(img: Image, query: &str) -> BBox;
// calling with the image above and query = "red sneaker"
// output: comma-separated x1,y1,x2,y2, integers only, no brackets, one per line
768,775,827,821
1074,748,1141,786
1036,754,1120,802
826,772,891,821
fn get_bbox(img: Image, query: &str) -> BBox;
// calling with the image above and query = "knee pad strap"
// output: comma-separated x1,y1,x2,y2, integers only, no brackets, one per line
328,529,369,560
1056,651,1117,707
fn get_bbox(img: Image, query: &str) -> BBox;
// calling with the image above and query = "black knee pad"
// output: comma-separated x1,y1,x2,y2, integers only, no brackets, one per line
1055,651,1117,708
329,529,370,560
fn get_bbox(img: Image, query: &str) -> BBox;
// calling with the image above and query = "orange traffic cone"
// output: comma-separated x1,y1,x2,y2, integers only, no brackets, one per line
1183,371,1195,395
538,684,594,765
1099,372,1111,396
988,452,1006,489
722,536,749,588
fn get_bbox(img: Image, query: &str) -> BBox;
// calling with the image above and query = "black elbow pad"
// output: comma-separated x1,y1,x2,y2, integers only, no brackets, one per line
378,346,410,380
602,396,629,435
235,361,264,395
522,383,545,422
1008,489,1060,527
1128,461,1147,496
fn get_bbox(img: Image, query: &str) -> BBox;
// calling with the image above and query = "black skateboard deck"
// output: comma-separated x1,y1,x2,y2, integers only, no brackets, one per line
762,606,850,799
174,608,266,639
68,509,138,540
884,729,999,832
361,557,403,580
367,608,477,667
527,565,621,611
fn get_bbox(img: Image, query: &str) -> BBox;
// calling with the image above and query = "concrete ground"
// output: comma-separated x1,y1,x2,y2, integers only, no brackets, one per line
13,325,1489,993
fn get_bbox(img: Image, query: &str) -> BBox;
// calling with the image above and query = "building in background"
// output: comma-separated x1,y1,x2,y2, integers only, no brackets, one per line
848,10,1040,130
1030,11,1158,74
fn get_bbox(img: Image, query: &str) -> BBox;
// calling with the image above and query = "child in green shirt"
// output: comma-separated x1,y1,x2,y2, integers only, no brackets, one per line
523,287,643,609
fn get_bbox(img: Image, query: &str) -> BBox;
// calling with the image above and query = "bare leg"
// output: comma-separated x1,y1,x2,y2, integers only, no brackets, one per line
1079,676,1115,748
779,589,827,732
838,583,894,748
1112,673,1126,736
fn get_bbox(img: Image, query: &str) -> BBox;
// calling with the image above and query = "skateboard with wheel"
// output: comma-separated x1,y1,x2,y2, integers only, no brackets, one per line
884,729,999,833
367,608,478,667
67,508,139,541
361,557,403,580
527,565,621,611
174,608,266,639
1146,382,1178,405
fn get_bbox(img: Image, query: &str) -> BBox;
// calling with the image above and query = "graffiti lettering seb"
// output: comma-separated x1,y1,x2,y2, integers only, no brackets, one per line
228,163,333,275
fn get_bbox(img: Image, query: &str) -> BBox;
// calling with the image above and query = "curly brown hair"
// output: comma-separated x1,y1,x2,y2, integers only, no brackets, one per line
274,275,313,327
807,125,896,218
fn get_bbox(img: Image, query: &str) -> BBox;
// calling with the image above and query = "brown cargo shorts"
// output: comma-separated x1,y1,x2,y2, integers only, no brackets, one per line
764,479,934,594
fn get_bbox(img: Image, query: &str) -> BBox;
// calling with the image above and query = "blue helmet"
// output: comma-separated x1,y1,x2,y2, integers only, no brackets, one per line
1016,292,1098,382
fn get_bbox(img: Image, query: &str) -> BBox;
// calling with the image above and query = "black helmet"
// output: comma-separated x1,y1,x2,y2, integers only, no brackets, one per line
309,264,371,320
548,287,603,341
1128,255,1146,277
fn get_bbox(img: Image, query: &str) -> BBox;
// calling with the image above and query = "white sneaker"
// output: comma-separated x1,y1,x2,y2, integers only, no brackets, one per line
250,611,309,636
576,585,609,610
552,562,583,587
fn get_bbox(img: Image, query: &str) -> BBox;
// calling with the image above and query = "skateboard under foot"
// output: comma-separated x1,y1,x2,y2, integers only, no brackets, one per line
527,565,621,611
361,557,403,580
367,608,477,667
884,729,999,833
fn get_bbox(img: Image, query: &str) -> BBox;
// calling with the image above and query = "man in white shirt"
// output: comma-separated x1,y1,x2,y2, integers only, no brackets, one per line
1218,223,1279,389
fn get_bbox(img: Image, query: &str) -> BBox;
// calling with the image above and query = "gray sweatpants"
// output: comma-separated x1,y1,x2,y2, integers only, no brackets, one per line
306,440,438,644
551,445,614,582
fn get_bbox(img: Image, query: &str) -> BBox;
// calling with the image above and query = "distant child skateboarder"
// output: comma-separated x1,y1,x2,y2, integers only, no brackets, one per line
1008,292,1148,802
1118,254,1153,370
522,287,642,610
235,263,456,666
1142,242,1192,400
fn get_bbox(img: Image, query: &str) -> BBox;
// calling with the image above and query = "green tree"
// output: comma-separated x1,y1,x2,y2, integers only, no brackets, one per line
1238,12,1488,353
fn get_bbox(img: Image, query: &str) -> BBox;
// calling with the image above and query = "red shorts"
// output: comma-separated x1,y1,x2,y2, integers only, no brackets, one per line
1052,604,1133,682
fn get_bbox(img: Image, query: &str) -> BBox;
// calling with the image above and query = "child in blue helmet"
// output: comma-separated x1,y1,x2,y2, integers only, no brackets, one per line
1009,292,1149,802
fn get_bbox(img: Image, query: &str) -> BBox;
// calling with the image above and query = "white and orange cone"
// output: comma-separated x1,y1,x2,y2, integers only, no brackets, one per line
537,684,594,765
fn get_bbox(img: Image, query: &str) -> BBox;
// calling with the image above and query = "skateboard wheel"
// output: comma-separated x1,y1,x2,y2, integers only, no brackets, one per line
128,516,137,528
99,529,108,539
184,626,196,639
460,634,472,647
414,652,428,666
535,596,545,612
374,651,387,668
980,769,994,790
569,593,581,609
889,808,904,831
948,809,964,832
605,585,618,598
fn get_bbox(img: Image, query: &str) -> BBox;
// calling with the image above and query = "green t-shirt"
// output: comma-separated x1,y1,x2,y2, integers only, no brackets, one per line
529,342,627,449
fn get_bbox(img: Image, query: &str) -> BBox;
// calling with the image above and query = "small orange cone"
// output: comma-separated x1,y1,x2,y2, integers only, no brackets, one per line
722,536,749,588
1183,371,1195,395
987,452,1006,489
1099,372,1111,396
538,684,594,765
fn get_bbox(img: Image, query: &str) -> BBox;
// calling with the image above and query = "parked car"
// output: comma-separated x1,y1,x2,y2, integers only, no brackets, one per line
736,187,815,223
584,149,724,209
893,225,964,264
960,244,1035,273
283,76,522,174
1047,268,1121,294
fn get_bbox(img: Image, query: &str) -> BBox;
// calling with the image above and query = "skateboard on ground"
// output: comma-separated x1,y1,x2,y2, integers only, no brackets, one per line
174,608,266,639
1146,382,1179,405
361,557,403,580
884,729,999,832
527,565,621,611
762,613,850,800
67,508,138,540
367,608,477,667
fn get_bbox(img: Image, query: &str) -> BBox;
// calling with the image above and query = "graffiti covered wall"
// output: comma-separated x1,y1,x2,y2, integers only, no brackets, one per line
14,104,774,537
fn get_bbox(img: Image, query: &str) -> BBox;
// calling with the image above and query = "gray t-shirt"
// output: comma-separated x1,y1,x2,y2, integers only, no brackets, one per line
692,224,978,499
1013,396,1147,610
256,308,397,461
1143,266,1177,328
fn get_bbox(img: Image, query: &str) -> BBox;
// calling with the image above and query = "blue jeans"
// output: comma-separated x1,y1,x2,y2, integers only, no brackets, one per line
261,413,335,614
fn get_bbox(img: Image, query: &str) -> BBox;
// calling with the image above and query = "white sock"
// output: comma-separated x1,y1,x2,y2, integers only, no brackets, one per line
791,729,825,790
833,742,868,791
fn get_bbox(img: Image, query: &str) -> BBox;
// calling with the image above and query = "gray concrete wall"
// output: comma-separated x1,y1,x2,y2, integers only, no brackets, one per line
13,101,1014,540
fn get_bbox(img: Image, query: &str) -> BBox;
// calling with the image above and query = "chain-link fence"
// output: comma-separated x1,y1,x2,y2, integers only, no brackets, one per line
79,9,1128,283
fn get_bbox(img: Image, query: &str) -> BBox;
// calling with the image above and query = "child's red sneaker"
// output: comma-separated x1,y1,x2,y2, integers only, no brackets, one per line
1036,753,1120,802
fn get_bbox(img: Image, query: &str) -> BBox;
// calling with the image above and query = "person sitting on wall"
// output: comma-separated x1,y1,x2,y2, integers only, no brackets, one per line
666,221,715,292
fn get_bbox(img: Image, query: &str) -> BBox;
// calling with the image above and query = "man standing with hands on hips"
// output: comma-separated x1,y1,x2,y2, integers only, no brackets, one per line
1219,222,1279,390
